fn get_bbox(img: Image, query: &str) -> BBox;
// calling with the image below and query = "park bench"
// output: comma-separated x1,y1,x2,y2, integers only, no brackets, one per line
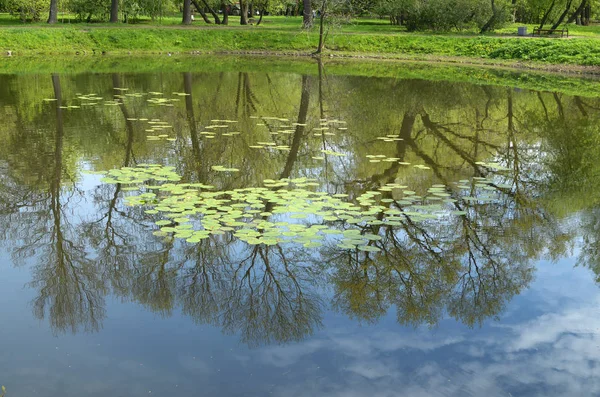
532,27,569,38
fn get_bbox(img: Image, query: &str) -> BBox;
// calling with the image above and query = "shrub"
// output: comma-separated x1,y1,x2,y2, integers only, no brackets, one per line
5,0,49,21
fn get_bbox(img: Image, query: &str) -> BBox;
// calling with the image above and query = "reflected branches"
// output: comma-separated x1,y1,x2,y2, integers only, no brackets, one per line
0,69,599,344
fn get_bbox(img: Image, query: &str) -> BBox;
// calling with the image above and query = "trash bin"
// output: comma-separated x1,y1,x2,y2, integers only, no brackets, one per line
518,26,527,36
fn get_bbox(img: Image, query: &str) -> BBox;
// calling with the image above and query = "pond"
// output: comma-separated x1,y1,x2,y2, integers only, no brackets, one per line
1,59,600,396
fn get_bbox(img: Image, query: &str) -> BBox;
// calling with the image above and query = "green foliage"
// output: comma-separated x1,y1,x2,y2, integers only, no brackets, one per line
66,0,109,21
2,24,600,67
4,0,48,21
122,0,177,22
376,0,511,32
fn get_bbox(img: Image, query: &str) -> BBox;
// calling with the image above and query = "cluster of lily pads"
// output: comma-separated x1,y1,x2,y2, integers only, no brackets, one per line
366,155,410,164
43,88,182,110
142,120,175,141
249,117,349,151
211,165,240,172
198,120,240,140
77,93,105,106
56,91,515,253
250,117,298,150
376,135,404,142
311,119,348,136
100,164,181,185
147,92,180,107
95,161,513,252
249,142,291,151
117,173,393,250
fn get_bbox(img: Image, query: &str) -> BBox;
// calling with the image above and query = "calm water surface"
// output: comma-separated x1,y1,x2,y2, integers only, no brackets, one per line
1,62,600,396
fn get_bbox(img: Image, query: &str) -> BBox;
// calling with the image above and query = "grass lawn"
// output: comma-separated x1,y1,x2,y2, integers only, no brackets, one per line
1,13,600,68
4,13,600,36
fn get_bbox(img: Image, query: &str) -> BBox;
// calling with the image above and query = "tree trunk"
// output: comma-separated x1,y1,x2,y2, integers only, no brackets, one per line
315,2,326,54
479,0,496,33
183,0,192,24
567,0,586,23
302,0,313,28
550,0,573,30
47,0,58,23
221,2,229,25
256,8,264,25
539,0,556,28
583,3,590,24
110,0,119,23
192,1,212,23
197,0,220,23
511,0,517,21
249,2,254,18
240,0,249,24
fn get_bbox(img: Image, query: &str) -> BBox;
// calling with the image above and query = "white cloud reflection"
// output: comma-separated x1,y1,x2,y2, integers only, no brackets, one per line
259,295,600,397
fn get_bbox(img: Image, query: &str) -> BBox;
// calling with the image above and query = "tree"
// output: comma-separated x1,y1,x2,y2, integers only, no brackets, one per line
302,0,313,27
1,0,49,22
567,0,588,23
549,0,574,29
218,0,229,24
110,0,119,22
47,0,57,23
240,0,249,24
192,0,221,23
183,0,192,23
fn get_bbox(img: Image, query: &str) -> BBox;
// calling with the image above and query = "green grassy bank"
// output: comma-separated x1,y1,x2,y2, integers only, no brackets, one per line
2,25,600,68
2,55,600,98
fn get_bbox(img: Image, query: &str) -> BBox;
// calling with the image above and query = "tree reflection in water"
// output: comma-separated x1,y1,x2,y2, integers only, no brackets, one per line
0,66,597,346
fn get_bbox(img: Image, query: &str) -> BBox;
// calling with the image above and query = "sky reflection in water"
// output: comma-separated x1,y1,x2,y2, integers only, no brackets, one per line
0,66,599,396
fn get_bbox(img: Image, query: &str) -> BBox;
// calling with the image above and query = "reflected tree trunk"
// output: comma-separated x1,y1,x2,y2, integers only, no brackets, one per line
367,112,415,187
50,74,64,233
553,93,565,119
235,72,258,119
506,89,521,191
262,75,311,215
33,74,105,333
317,60,330,178
574,97,588,117
183,72,205,181
317,59,325,119
420,110,484,175
281,75,311,178
537,92,550,121
106,74,136,227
